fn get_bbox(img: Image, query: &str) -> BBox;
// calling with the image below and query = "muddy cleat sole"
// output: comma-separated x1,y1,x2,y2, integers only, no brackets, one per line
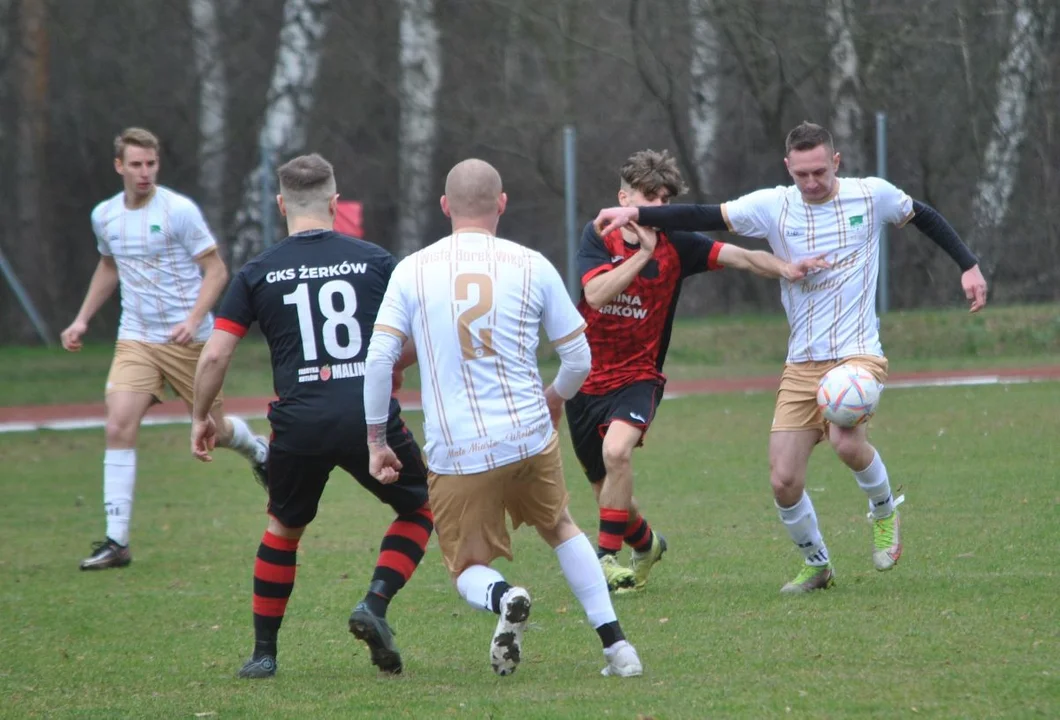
79,538,132,571
349,602,403,675
599,553,636,593
620,532,668,594
238,654,277,679
780,563,835,594
491,587,531,676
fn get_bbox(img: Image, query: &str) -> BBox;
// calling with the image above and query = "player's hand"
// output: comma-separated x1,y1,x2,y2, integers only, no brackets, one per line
60,319,88,352
369,445,403,484
169,319,198,346
962,265,988,313
593,206,639,237
787,253,832,280
544,385,565,430
627,221,658,255
191,416,218,462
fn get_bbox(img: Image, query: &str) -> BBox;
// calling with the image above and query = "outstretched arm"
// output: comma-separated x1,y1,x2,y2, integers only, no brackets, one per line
594,204,729,236
909,200,987,312
717,245,830,281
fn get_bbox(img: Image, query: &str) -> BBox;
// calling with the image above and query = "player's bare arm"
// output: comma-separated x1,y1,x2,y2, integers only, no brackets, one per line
717,245,831,281
583,222,657,310
190,329,241,461
61,256,120,351
170,247,229,345
907,200,987,312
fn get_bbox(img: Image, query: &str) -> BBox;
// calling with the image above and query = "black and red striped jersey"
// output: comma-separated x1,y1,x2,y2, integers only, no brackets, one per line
576,222,725,395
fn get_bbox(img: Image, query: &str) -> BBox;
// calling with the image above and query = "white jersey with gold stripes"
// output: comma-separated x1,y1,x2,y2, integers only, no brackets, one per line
374,231,585,475
722,177,913,363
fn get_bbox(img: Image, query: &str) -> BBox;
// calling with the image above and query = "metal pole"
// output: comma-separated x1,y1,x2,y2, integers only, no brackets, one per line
876,112,889,314
563,126,578,301
260,135,274,247
0,243,53,345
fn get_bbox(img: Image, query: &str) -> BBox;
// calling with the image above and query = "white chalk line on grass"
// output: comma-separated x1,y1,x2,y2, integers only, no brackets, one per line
0,373,1048,435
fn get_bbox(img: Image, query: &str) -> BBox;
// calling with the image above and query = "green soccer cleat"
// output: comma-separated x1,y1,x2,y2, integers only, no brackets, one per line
872,509,902,571
599,553,636,592
780,563,835,594
619,532,668,594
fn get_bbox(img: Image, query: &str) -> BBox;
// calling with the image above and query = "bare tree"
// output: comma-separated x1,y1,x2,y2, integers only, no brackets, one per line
687,0,720,198
826,0,865,175
396,0,441,256
231,0,331,265
190,0,227,236
969,0,1045,274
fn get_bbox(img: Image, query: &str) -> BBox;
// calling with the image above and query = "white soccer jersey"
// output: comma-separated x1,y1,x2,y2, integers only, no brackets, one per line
375,231,586,475
722,177,913,363
91,186,218,343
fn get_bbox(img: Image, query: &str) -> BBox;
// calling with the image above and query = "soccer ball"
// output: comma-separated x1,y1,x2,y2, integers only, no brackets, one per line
816,364,882,428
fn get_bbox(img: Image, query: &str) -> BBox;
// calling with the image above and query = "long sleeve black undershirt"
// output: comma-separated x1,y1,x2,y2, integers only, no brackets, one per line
637,200,979,272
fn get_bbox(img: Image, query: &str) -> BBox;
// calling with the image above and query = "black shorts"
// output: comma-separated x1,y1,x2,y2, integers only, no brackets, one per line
564,380,665,483
265,415,429,528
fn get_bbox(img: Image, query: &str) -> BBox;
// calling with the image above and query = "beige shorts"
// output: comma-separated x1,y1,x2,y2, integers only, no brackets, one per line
772,355,888,433
428,433,569,577
106,340,223,409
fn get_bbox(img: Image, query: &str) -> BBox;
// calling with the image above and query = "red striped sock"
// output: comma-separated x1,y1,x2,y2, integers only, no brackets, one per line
624,513,655,553
252,530,299,656
363,506,434,616
598,507,629,556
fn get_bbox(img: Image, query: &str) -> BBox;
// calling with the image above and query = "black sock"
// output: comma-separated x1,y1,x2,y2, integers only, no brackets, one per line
361,579,392,618
595,621,625,649
488,581,513,614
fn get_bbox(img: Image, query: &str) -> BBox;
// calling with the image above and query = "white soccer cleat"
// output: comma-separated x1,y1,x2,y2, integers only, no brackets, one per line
490,587,531,676
601,640,643,677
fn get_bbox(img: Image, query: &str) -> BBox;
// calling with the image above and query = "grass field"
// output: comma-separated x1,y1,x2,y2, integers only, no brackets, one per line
3,303,1059,407
2,380,1058,718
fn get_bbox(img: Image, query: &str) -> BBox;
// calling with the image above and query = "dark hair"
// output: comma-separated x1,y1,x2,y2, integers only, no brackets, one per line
277,153,335,193
785,122,834,155
620,149,687,200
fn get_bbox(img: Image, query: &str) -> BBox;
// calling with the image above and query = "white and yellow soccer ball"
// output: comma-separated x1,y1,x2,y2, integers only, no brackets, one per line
816,364,882,428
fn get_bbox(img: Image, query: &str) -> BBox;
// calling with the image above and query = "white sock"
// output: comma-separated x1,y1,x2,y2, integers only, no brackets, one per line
854,451,894,519
224,416,264,462
103,448,136,546
777,492,830,566
555,533,617,629
456,564,507,613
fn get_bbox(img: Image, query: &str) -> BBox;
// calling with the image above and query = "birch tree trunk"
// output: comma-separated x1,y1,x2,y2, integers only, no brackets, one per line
189,0,227,238
231,0,331,265
970,0,1043,273
687,0,720,199
826,0,864,176
396,0,441,256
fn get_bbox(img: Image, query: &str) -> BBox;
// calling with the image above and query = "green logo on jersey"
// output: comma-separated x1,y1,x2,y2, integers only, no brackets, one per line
849,215,864,227
150,224,162,233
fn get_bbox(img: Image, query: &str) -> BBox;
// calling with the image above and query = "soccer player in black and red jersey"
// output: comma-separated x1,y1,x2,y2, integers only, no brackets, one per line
190,154,433,679
567,149,829,592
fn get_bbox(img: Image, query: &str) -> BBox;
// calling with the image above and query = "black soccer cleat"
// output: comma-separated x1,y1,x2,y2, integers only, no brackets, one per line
79,538,132,571
349,601,403,674
238,654,277,679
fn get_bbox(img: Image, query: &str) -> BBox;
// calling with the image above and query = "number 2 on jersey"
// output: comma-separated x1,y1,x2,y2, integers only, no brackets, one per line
282,280,361,362
455,273,497,360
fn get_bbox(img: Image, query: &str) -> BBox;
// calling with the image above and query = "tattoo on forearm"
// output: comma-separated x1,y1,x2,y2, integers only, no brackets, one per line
367,423,388,449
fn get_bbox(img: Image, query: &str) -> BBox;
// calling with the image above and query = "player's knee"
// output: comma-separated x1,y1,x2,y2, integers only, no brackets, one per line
601,438,633,470
769,461,804,495
829,430,865,465
104,415,139,445
267,515,305,538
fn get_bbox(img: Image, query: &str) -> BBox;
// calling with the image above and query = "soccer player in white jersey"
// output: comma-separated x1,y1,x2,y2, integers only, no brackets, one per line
594,122,988,593
363,159,643,678
59,127,269,571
